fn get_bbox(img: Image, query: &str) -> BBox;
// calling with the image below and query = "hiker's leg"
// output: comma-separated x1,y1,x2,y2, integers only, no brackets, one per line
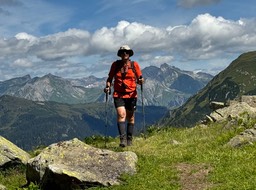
116,106,126,122
126,99,136,146
127,124,134,146
116,106,127,147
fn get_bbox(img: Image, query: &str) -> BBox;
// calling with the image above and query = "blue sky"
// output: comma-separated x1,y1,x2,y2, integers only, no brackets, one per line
0,0,256,80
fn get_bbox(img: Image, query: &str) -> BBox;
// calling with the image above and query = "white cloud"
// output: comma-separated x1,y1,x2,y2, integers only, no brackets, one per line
1,13,256,80
15,32,37,42
91,20,169,54
167,14,256,59
139,54,174,66
11,58,33,68
30,29,91,61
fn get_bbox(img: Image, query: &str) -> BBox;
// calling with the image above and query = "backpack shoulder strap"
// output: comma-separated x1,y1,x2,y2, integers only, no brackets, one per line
114,60,122,75
130,61,137,79
130,61,134,72
114,60,137,80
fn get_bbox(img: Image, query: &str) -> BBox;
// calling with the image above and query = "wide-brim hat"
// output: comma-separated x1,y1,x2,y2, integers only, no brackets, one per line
117,45,134,57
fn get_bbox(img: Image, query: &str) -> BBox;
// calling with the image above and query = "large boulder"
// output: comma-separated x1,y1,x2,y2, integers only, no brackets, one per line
0,136,30,168
26,138,138,189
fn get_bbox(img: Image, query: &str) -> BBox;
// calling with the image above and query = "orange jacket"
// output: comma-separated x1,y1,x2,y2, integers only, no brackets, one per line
107,60,142,98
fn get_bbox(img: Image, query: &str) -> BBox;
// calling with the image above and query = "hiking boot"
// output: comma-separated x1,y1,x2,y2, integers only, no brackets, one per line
118,122,126,147
127,136,132,146
127,123,134,146
119,135,126,147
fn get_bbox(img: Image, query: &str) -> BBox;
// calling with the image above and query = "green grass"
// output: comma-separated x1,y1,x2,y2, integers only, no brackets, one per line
1,121,256,190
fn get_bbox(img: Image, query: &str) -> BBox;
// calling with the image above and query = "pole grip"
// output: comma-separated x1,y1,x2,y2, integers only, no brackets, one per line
139,76,143,91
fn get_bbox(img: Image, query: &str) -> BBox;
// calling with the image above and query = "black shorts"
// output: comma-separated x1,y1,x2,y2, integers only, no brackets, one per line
114,98,137,111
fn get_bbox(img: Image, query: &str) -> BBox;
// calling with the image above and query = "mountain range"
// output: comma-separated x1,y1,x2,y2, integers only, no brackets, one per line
0,63,213,108
160,51,256,127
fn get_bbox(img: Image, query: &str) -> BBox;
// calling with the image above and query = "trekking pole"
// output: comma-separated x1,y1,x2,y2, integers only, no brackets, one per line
104,88,111,148
140,77,146,138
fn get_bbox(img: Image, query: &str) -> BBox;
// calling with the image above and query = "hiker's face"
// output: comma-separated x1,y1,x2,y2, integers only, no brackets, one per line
121,51,130,60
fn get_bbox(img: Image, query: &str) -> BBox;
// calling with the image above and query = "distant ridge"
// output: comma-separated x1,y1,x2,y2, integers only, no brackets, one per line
0,95,167,150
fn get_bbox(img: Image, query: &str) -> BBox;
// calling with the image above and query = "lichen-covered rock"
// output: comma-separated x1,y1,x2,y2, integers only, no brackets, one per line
240,96,256,108
227,125,256,147
26,138,138,189
210,102,256,122
0,136,30,168
0,184,7,190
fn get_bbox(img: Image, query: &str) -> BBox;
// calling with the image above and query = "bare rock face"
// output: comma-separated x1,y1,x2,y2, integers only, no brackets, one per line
0,136,30,168
26,138,138,189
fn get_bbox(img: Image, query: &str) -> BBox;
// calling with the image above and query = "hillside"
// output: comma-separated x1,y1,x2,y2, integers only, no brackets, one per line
1,118,256,190
0,95,167,150
160,51,256,127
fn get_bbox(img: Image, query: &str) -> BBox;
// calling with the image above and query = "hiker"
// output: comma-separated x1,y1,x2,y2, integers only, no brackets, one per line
104,45,144,147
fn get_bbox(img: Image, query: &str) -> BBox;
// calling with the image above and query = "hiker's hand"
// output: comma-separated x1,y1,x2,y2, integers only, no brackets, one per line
104,86,110,94
137,77,144,85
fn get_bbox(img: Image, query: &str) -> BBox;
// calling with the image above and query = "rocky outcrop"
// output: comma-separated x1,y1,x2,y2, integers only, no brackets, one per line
0,136,31,168
227,125,256,147
26,138,138,190
210,101,256,122
201,96,256,147
201,96,256,124
240,95,256,108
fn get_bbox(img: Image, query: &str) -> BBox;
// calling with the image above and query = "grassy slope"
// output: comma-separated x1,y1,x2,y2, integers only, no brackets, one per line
1,121,256,190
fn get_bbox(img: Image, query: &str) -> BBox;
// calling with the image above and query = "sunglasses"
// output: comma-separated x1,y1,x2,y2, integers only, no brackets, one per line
120,50,130,55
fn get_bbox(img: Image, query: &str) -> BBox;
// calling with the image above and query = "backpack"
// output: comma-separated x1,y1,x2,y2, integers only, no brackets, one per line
114,60,136,80
114,60,138,91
